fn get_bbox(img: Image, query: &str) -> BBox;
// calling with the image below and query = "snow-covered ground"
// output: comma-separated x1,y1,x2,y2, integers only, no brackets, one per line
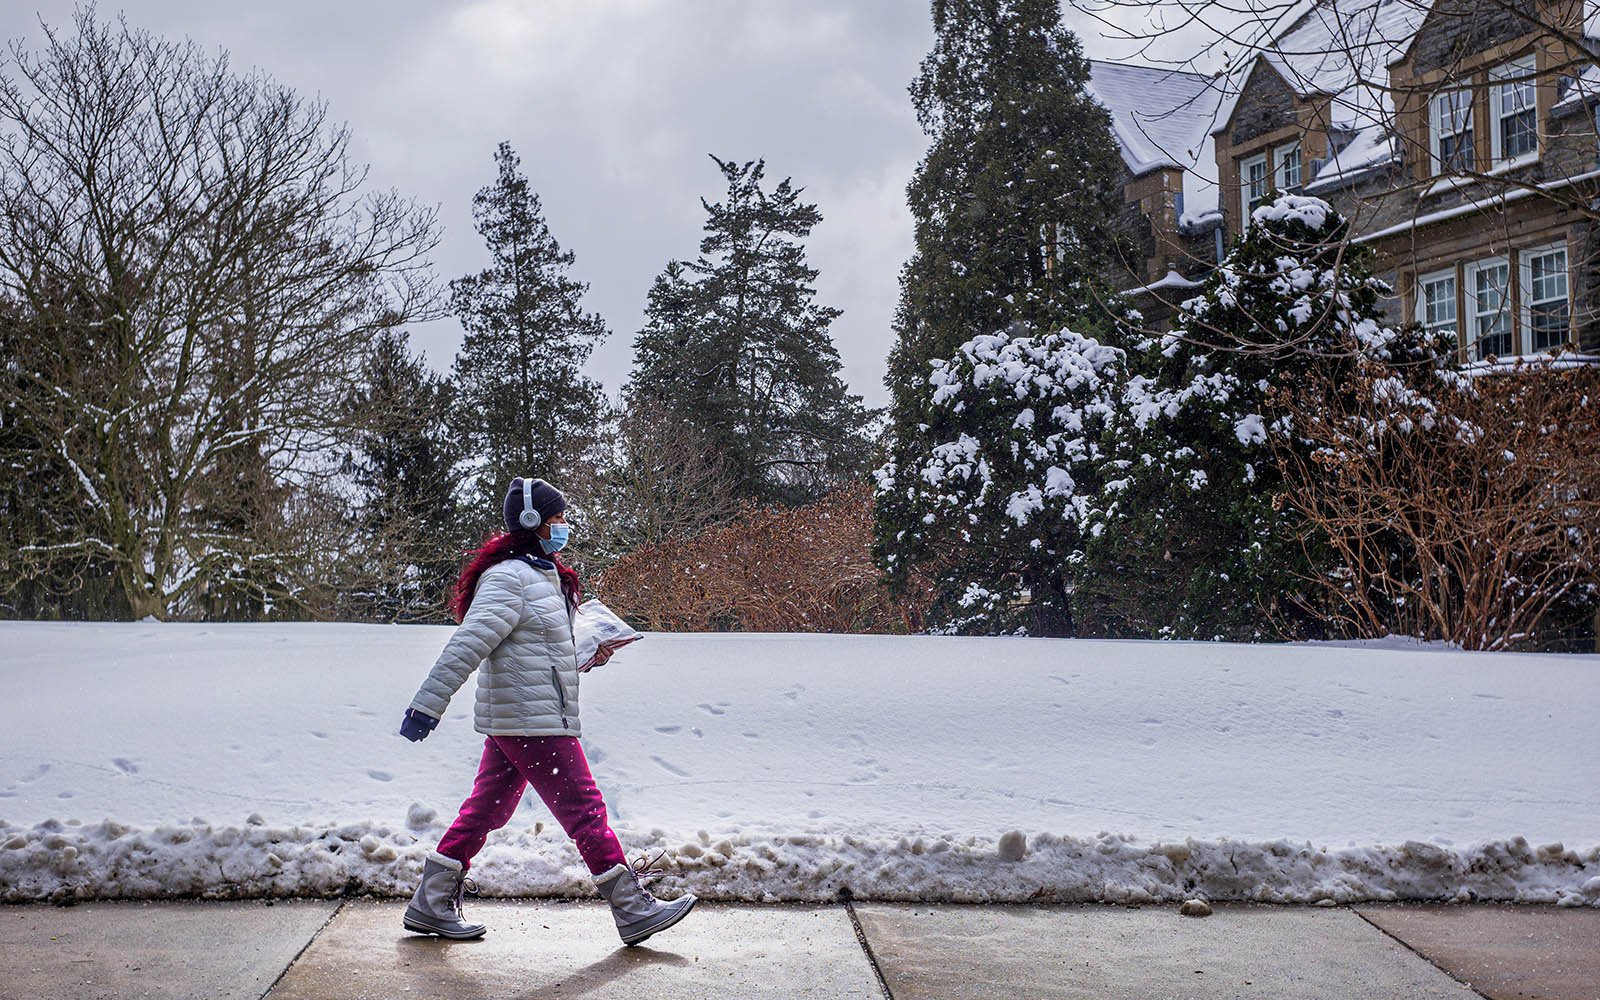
2,622,1597,906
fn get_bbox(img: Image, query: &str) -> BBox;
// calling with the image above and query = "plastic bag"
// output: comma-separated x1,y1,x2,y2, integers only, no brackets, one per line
573,599,642,672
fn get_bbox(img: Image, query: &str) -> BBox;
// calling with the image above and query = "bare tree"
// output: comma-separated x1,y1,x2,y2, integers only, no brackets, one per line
0,10,440,619
562,396,742,576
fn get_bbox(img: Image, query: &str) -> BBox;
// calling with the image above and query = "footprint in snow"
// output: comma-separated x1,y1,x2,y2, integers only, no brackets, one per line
696,703,728,716
654,725,682,735
649,756,691,778
309,731,328,740
782,685,805,701
111,758,139,775
18,764,50,783
741,732,761,740
367,769,393,782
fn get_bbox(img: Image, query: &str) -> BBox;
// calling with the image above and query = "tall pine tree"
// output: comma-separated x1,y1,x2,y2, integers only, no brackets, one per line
339,330,467,622
874,0,1126,634
627,156,872,504
451,143,608,504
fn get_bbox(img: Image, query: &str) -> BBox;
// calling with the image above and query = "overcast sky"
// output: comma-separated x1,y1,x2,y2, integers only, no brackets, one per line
1,1,1202,408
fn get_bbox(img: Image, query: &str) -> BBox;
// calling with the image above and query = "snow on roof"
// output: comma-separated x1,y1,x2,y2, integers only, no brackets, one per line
1352,166,1600,243
1088,61,1221,174
1124,269,1206,297
1087,60,1223,224
1554,62,1600,113
1212,0,1430,137
1303,126,1397,192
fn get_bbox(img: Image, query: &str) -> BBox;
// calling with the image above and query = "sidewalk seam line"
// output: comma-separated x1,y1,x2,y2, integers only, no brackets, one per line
844,900,894,1000
259,898,345,1000
1349,907,1491,1000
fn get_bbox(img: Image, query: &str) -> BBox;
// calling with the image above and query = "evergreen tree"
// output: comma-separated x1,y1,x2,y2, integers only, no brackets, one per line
1078,194,1442,640
879,324,1127,635
339,331,467,622
875,0,1126,626
627,156,872,504
451,142,607,501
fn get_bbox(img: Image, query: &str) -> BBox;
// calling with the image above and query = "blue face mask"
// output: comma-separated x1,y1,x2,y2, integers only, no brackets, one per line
540,523,571,554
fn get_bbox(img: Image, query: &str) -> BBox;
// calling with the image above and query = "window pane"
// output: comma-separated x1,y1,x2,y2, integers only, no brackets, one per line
1276,143,1301,191
1502,108,1536,158
1436,90,1475,172
1441,129,1475,171
1422,276,1456,333
1525,249,1569,351
1473,262,1510,358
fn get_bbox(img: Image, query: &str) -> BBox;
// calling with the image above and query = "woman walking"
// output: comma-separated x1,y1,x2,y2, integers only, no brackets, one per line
397,476,695,945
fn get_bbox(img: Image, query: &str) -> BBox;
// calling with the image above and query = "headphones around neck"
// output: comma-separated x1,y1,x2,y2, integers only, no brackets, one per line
519,476,541,530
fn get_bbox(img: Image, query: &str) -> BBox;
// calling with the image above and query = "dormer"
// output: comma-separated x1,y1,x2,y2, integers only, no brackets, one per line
1211,0,1427,239
1388,0,1588,189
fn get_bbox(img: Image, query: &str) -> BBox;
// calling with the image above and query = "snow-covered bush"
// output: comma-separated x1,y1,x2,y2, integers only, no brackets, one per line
874,324,1127,635
1077,194,1444,640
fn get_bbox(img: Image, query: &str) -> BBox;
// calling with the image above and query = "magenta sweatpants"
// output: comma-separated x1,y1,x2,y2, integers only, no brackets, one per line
435,735,627,875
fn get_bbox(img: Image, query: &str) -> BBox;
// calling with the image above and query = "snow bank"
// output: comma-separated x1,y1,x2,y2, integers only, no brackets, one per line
6,817,1599,908
2,623,1597,905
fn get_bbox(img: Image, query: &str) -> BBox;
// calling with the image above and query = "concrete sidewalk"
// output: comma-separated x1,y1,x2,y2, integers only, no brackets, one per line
1,899,1596,1000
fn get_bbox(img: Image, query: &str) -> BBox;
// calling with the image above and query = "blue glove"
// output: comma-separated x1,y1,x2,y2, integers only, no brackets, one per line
399,708,439,742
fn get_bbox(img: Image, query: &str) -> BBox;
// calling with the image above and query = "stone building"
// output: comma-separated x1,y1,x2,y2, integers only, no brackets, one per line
1096,0,1600,359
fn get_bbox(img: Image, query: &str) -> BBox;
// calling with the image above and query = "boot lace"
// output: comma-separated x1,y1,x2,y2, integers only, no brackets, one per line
630,850,667,887
452,875,479,918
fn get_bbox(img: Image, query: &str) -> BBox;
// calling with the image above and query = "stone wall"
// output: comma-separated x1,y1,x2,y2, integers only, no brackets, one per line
1410,0,1542,78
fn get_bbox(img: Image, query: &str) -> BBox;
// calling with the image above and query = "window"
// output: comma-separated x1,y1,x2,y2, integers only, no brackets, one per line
1274,140,1302,193
1467,258,1512,359
1416,268,1458,343
1490,57,1537,165
1520,243,1570,352
1240,153,1268,224
1431,89,1475,175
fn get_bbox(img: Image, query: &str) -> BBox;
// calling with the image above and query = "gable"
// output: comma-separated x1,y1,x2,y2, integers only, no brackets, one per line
1222,58,1302,147
1408,0,1543,75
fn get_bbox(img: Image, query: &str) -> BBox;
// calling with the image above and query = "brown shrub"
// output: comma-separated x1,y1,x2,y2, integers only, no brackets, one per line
594,482,932,632
1273,359,1600,650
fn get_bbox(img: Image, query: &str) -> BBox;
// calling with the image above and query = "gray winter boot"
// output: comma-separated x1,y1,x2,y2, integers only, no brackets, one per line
403,850,487,939
593,857,696,946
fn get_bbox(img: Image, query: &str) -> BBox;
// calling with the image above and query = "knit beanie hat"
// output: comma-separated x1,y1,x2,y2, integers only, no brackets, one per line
503,477,567,533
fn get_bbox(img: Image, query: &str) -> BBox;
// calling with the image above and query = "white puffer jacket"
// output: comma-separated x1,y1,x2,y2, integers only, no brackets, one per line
409,555,581,737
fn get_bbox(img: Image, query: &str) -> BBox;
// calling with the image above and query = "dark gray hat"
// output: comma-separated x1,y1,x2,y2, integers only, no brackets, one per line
504,477,566,533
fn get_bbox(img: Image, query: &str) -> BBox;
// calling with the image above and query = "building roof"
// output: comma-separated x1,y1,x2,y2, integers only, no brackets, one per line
1212,0,1429,139
1087,60,1224,222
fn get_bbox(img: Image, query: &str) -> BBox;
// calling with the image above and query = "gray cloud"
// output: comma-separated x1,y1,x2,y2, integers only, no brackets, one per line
3,1,935,408
3,2,1221,408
